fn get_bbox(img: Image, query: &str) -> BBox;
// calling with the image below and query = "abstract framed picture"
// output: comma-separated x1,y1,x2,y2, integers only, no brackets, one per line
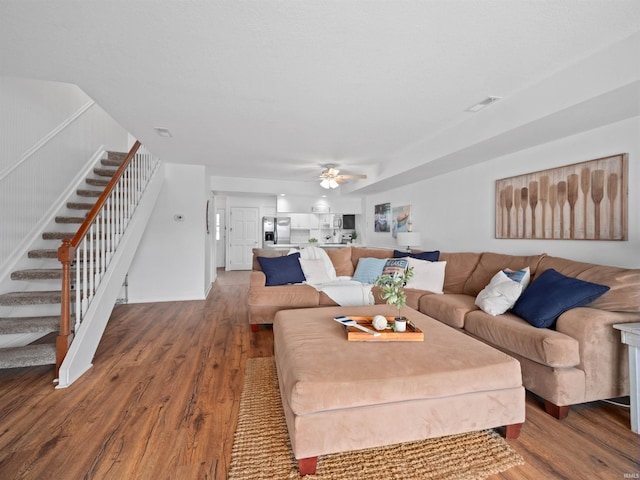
374,203,391,232
495,153,628,240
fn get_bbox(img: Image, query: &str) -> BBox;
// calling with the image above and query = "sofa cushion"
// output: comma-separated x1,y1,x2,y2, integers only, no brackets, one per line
248,282,320,307
393,249,440,261
326,247,354,276
463,252,545,296
418,293,478,329
299,259,333,284
537,256,640,313
352,257,388,284
351,247,393,269
257,252,306,286
252,247,288,271
512,269,610,328
404,259,447,294
465,310,580,368
437,252,482,294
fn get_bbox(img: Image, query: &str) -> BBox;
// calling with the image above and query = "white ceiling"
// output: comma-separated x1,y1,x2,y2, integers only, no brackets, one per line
1,1,639,195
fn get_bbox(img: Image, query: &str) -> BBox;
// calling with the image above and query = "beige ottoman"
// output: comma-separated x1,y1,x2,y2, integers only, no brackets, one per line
273,305,525,475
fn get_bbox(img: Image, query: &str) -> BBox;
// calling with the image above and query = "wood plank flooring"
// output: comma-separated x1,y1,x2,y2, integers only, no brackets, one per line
0,269,637,479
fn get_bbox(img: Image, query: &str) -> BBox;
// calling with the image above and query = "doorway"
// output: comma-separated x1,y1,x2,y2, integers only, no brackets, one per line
228,207,259,270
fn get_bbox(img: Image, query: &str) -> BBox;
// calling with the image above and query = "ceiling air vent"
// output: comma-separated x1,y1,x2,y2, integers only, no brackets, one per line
154,127,173,138
466,96,502,113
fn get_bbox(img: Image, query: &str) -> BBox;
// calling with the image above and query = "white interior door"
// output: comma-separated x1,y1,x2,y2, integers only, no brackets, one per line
228,207,259,270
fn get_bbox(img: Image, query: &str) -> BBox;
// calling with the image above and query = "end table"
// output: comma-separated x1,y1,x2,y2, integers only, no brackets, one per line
613,323,640,434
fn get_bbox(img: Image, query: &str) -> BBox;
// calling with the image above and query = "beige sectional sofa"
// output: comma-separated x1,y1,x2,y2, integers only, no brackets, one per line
248,246,640,418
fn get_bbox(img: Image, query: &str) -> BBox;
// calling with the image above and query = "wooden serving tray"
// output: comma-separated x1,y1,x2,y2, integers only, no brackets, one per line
342,316,424,342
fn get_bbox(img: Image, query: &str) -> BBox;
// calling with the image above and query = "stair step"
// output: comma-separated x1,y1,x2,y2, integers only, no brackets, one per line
101,158,123,167
107,151,127,162
0,316,59,335
0,290,75,306
67,201,95,211
0,344,56,369
77,189,102,198
43,231,74,240
55,216,87,224
43,231,114,240
11,269,76,280
93,167,117,177
86,178,109,187
28,249,58,259
28,249,110,260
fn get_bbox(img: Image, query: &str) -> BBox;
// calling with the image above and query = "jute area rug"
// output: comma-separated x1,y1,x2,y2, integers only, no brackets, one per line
229,357,524,480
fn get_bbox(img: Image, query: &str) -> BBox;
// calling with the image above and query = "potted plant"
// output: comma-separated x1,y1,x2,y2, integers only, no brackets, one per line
351,231,358,244
374,266,414,331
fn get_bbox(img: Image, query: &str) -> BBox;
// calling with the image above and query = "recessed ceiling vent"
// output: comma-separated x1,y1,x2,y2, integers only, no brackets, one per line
154,127,173,138
466,96,502,113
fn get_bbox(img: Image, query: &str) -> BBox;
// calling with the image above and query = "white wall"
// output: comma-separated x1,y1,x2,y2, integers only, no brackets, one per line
363,117,639,268
0,76,128,269
127,163,208,302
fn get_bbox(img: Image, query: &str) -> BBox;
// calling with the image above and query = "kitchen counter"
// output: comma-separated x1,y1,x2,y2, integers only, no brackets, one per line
263,243,351,250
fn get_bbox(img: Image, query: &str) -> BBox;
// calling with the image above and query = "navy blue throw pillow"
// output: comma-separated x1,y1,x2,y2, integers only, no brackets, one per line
511,269,610,328
257,252,306,286
393,249,440,262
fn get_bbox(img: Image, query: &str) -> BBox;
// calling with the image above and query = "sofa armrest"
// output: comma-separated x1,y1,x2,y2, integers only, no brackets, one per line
556,307,640,400
250,271,267,287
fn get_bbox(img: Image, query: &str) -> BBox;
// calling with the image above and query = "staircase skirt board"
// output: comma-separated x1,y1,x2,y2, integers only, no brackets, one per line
0,344,56,368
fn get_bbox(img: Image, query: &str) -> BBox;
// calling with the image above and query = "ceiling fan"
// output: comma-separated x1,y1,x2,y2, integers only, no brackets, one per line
319,164,367,189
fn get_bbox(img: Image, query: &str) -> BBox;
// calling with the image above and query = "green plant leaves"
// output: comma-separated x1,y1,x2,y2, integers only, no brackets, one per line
374,267,414,312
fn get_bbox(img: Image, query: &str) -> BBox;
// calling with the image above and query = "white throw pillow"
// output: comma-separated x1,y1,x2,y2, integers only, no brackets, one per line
299,258,333,284
404,258,447,294
295,246,337,280
475,270,527,316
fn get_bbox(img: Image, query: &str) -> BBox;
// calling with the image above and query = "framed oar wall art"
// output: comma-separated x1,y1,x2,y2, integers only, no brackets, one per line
495,153,628,240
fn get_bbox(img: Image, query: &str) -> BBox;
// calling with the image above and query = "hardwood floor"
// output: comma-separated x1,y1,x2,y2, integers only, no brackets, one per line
0,269,637,479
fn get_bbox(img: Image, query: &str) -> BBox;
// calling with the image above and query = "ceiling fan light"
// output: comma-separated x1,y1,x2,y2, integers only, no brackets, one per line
329,179,339,189
320,179,331,189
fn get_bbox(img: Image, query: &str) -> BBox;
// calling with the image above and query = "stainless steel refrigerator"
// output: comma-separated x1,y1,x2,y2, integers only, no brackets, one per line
262,216,291,246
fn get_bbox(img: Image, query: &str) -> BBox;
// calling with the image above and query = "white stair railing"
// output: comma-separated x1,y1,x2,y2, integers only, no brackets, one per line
57,141,159,372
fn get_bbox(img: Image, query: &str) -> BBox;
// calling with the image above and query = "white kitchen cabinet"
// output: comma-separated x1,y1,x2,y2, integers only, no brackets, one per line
278,195,363,214
290,213,310,229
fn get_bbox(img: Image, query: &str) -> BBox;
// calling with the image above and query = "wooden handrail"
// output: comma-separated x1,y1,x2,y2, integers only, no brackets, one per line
67,141,141,251
56,141,141,376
